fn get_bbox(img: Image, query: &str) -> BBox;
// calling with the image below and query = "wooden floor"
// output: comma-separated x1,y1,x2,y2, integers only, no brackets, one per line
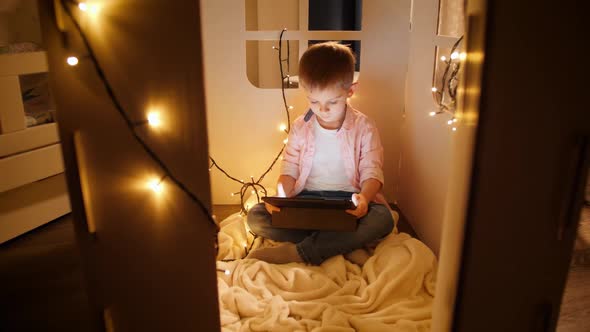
556,206,590,332
0,214,92,332
0,205,587,331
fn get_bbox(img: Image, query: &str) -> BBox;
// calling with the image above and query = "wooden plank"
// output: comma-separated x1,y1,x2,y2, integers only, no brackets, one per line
0,143,64,192
39,0,220,329
0,173,70,244
0,123,60,158
0,51,48,76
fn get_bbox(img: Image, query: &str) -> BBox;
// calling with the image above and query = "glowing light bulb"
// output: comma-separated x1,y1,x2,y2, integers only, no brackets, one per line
429,112,436,117
149,178,163,194
251,190,255,194
79,2,101,14
231,193,235,196
431,87,438,92
288,105,294,110
452,127,457,131
147,112,161,127
66,56,79,66
453,118,458,123
283,138,288,144
451,51,459,60
224,270,230,275
279,124,287,132
460,52,467,60
440,56,447,61
447,120,453,125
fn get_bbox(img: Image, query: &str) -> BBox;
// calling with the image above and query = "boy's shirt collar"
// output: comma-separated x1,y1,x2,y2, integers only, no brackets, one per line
303,104,354,132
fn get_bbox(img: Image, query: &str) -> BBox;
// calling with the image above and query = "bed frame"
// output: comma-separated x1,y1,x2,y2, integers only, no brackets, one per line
0,50,70,244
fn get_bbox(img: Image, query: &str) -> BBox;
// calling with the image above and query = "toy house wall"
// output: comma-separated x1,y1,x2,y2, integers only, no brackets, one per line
201,0,410,206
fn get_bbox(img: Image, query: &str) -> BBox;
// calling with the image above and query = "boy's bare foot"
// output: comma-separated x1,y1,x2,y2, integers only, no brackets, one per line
247,242,304,264
344,248,371,266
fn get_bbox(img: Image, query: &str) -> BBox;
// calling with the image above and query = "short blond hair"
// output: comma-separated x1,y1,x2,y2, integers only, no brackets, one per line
298,42,356,91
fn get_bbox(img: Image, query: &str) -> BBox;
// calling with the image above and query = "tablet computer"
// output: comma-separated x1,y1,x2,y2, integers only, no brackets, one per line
262,196,355,210
261,196,358,231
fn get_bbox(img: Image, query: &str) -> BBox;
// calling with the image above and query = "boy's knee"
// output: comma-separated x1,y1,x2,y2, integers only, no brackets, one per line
248,202,266,215
369,204,395,235
246,203,270,232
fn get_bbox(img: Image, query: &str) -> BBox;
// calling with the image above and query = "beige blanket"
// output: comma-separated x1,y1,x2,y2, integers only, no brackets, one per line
216,210,437,332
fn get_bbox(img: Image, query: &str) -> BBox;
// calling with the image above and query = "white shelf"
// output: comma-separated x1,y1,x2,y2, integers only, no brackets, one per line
0,143,65,193
0,51,48,76
0,123,60,158
0,173,70,244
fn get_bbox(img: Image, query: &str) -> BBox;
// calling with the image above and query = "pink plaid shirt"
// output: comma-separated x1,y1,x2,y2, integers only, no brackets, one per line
280,105,389,205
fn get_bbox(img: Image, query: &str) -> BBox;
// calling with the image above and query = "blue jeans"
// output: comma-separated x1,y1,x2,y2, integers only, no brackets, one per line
246,190,394,265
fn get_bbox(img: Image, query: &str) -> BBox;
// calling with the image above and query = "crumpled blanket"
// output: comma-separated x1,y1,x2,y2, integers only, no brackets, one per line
216,204,437,332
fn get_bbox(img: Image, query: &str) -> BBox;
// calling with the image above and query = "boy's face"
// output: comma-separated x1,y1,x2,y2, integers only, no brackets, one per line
304,83,356,130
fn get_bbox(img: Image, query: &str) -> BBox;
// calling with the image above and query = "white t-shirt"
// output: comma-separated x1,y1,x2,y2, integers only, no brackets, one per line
304,120,358,192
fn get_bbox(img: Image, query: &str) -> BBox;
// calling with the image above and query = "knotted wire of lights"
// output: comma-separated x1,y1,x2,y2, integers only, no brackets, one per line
430,35,464,129
208,28,292,214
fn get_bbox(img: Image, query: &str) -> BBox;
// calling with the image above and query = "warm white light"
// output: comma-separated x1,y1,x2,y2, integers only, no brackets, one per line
288,105,294,110
447,120,453,125
277,183,286,197
431,87,438,92
224,270,230,275
88,3,101,15
79,2,101,15
279,123,287,132
440,55,447,61
429,112,436,117
452,127,457,131
147,112,161,127
451,51,459,59
251,190,255,194
459,52,467,60
230,193,235,196
283,138,288,144
66,56,79,66
149,178,163,194
453,118,458,123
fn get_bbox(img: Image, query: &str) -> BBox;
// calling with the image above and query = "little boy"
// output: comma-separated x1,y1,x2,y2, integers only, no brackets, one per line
247,42,394,265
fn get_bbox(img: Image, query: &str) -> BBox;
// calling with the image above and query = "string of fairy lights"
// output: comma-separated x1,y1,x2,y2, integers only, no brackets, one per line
207,28,293,213
61,1,294,261
429,36,464,131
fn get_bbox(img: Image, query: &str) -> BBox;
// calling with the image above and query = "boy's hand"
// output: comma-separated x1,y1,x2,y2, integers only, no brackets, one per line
346,193,368,218
265,202,281,215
